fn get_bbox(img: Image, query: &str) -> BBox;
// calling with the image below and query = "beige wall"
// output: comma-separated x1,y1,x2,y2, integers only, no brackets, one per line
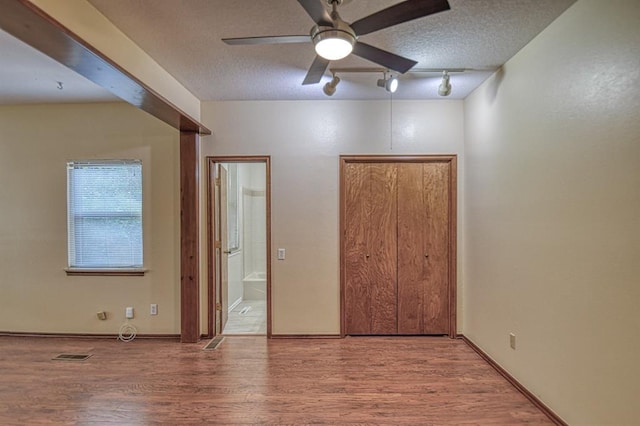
463,0,640,423
201,100,465,335
0,102,181,334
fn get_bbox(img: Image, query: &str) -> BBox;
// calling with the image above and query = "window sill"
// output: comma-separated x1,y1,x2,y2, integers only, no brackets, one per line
65,268,148,277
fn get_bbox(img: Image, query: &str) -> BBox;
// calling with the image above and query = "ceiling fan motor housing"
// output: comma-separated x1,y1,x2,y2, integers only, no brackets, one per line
311,18,356,60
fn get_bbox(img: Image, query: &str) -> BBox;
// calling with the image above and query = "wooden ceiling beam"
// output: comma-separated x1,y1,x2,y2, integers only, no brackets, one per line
0,0,210,135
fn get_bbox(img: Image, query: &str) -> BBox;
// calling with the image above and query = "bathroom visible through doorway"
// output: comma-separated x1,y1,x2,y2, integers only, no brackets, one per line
207,157,271,337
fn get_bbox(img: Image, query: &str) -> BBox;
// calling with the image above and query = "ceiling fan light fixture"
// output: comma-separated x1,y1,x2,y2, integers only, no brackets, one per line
377,74,398,93
223,0,452,86
323,75,340,96
438,70,452,96
312,26,356,61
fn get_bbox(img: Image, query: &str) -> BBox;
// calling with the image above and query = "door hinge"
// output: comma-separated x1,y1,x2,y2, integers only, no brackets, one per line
215,303,222,311
215,177,221,186
215,241,221,249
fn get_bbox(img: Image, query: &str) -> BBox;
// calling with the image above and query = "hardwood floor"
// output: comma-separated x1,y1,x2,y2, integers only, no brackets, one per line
0,335,554,425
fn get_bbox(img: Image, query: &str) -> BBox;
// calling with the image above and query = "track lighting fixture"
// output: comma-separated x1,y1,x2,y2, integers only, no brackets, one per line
321,67,497,97
438,70,451,96
323,74,341,96
377,73,398,93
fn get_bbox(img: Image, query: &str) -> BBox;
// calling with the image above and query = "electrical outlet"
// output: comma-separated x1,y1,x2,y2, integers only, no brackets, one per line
509,333,516,350
126,307,134,319
150,304,158,315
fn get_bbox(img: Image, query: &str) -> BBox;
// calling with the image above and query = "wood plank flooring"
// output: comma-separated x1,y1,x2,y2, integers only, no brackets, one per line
0,335,553,425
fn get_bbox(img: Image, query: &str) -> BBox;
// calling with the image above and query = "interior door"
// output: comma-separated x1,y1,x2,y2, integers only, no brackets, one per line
343,158,454,337
344,163,397,334
397,162,425,334
216,164,229,334
397,162,450,334
421,161,450,333
368,163,398,334
344,162,371,334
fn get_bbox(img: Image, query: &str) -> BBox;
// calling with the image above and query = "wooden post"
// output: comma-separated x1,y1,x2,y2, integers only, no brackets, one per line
180,132,199,342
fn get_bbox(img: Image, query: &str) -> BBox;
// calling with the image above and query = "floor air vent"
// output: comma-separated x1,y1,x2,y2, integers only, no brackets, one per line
52,353,92,361
203,336,224,350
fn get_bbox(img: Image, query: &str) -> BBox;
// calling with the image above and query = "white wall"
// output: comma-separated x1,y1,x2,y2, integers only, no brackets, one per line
242,162,267,277
0,102,181,334
226,251,243,309
463,0,640,423
201,100,465,334
225,163,248,310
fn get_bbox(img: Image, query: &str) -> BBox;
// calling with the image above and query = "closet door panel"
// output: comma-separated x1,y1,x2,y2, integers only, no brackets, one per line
423,162,450,334
397,163,425,334
344,163,372,334
368,163,398,334
343,157,453,337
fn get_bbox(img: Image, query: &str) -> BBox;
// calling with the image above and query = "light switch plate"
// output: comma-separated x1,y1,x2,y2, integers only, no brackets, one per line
277,248,285,260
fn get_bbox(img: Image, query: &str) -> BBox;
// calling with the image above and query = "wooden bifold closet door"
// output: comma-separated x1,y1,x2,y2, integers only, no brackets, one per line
342,157,455,336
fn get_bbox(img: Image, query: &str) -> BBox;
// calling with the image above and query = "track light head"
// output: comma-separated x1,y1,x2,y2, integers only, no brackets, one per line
377,74,398,93
438,70,451,96
323,75,341,96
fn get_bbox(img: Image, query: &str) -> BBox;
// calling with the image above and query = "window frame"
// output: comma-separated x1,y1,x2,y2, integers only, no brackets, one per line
65,159,147,276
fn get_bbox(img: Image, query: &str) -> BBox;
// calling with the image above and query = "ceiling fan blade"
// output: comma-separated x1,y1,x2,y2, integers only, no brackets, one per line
351,0,450,36
297,0,332,26
352,42,417,74
302,55,330,85
222,35,310,45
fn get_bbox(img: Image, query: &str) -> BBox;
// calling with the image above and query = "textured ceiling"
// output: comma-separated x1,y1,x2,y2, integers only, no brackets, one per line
1,0,577,104
87,0,576,100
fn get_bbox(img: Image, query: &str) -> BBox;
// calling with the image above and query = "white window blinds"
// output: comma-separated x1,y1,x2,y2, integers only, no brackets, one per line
67,160,143,269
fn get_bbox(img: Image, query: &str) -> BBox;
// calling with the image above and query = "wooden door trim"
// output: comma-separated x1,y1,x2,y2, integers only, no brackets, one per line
448,157,458,338
340,155,458,338
206,156,272,338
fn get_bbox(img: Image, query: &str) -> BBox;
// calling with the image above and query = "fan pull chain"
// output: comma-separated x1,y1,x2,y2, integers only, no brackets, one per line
389,92,394,151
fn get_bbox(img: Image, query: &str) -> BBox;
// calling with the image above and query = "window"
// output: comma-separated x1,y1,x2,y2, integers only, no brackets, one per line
67,160,143,271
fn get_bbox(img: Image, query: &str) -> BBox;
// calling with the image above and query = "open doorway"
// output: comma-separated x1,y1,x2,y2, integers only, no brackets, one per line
207,157,271,337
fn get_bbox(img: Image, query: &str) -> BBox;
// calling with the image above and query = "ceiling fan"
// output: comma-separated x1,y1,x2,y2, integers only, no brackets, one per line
222,0,451,85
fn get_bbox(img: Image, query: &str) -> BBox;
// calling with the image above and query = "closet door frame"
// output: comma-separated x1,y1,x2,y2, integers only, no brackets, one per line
339,155,457,338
